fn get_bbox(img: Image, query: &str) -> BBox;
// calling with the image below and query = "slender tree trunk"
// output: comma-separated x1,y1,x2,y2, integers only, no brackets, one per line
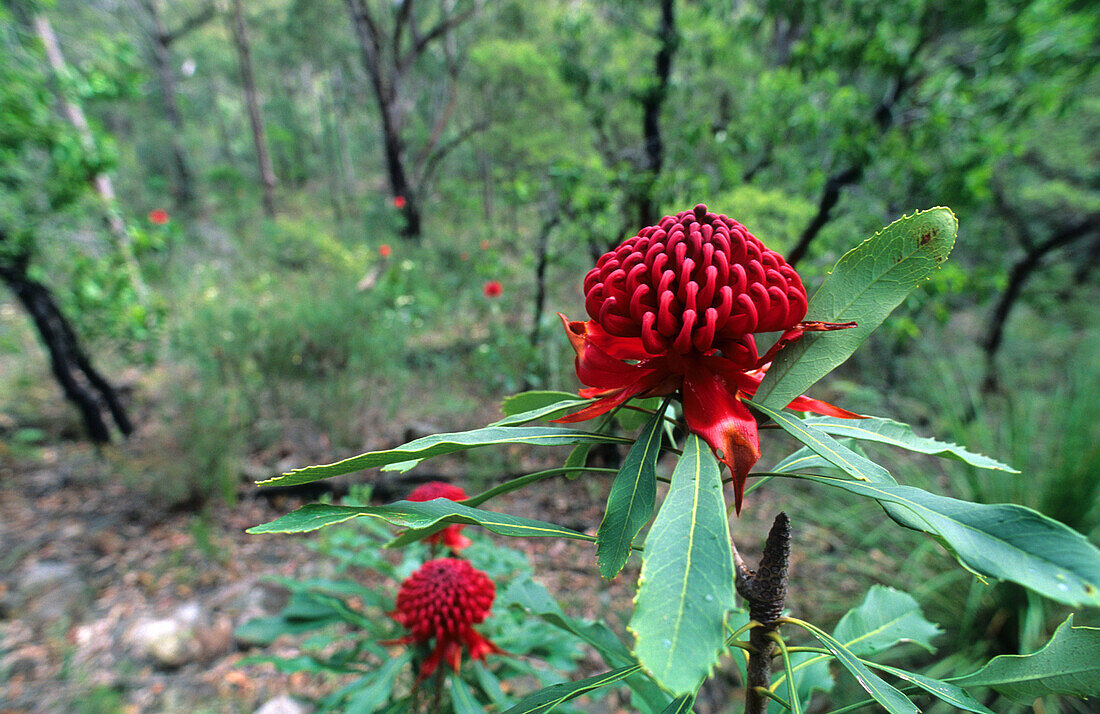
140,0,195,208
229,0,277,217
981,215,1100,391
0,255,134,443
636,0,676,229
786,164,864,268
33,13,148,301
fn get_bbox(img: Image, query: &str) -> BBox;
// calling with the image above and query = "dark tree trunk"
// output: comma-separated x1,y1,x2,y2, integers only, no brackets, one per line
0,257,134,443
636,0,676,229
786,164,864,268
229,0,277,217
981,214,1100,391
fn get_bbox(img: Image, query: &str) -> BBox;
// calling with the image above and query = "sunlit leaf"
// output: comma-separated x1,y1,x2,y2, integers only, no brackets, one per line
805,416,1018,472
757,207,958,410
500,390,586,416
248,500,593,543
630,435,736,695
259,426,629,487
493,395,589,426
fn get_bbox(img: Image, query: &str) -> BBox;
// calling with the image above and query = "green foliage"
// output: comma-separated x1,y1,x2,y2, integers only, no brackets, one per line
629,435,736,695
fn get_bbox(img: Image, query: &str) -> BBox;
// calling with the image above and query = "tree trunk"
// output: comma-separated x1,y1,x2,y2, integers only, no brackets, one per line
229,0,277,217
140,0,196,208
636,0,676,229
0,256,134,443
33,13,148,301
786,164,864,268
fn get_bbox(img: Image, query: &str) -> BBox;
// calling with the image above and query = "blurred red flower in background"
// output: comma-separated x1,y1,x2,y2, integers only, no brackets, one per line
148,209,169,225
393,195,407,209
406,481,471,550
385,558,500,681
483,280,503,298
378,244,392,258
555,204,861,511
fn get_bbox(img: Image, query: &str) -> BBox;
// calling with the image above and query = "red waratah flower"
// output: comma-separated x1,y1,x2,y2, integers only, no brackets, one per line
379,244,392,258
393,195,407,209
148,209,169,225
385,558,500,681
555,204,862,511
483,280,503,298
406,481,471,550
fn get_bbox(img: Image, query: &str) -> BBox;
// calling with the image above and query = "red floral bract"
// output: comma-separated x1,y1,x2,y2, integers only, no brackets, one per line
148,209,169,225
483,280,503,298
385,558,500,681
556,204,861,512
406,481,471,550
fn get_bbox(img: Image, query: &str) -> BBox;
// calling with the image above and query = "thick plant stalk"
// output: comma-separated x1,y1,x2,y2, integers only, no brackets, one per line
735,512,791,714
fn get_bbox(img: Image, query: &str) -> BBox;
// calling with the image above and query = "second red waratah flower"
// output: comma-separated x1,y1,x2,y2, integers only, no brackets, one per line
406,481,472,550
385,558,500,681
556,204,862,511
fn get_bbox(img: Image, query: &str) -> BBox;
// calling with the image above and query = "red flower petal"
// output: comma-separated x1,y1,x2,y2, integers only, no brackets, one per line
681,358,761,513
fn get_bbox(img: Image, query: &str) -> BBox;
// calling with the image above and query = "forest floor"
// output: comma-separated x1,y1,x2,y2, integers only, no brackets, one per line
0,419,798,714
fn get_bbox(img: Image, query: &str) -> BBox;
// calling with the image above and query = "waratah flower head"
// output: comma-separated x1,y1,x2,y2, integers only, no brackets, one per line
388,558,499,679
583,204,808,365
406,481,471,550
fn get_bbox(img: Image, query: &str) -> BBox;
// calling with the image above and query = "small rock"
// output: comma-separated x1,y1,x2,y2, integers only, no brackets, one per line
126,602,207,668
254,694,311,714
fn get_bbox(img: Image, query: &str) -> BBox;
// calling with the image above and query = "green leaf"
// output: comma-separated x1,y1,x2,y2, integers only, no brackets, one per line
792,620,919,714
449,675,483,714
748,402,894,484
344,652,411,713
833,586,942,657
501,390,586,416
258,426,630,487
597,399,669,578
248,501,594,543
661,694,696,713
785,474,1100,607
492,397,589,426
772,446,844,475
564,443,593,480
472,660,513,709
502,665,642,714
756,207,958,410
500,576,670,712
805,416,1018,472
771,651,834,714
630,435,736,695
866,663,993,713
952,615,1100,702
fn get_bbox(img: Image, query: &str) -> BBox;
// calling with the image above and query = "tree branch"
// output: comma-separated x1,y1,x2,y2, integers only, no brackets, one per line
162,3,217,46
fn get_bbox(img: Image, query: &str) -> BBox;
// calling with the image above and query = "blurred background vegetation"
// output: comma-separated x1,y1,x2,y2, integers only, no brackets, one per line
1,0,1097,703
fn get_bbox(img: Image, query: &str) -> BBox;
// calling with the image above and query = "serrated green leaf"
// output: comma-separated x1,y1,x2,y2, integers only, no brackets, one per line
951,615,1100,702
784,474,1100,607
630,435,736,695
805,416,1018,472
248,501,594,543
866,663,993,713
492,397,589,426
756,207,958,410
259,426,630,487
598,400,668,578
749,402,894,484
503,665,642,714
833,586,942,657
501,390,586,416
792,620,919,714
449,674,482,714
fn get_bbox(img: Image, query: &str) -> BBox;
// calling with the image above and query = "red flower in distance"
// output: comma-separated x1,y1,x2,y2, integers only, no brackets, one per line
483,280,503,298
393,195,407,209
406,481,471,550
555,204,862,511
379,244,392,258
148,209,169,225
385,558,500,681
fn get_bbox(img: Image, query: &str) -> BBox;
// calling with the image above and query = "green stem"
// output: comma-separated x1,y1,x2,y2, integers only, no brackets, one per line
768,631,802,714
463,466,617,507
